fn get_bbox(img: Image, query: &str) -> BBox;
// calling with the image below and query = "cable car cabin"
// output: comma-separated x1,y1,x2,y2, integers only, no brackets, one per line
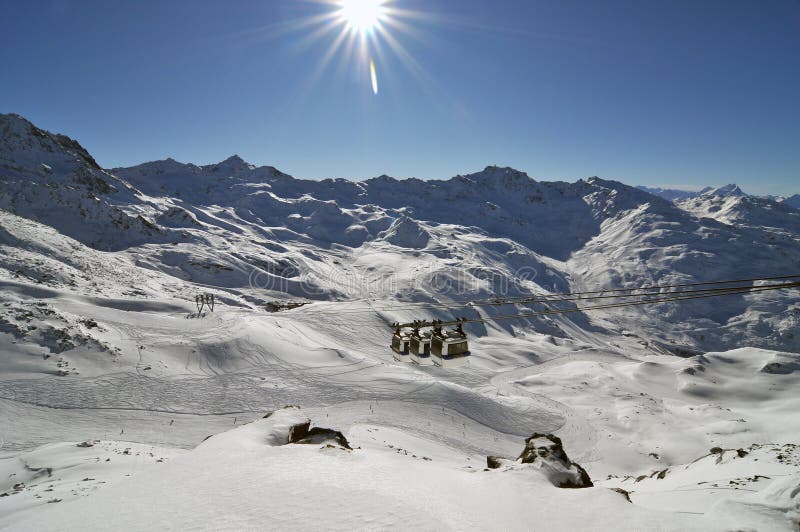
430,328,471,367
409,331,433,366
391,331,412,363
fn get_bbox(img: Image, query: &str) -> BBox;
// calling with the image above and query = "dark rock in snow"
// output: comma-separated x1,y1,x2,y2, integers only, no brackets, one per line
292,427,352,450
487,456,508,469
517,433,593,488
287,421,311,444
611,487,632,503
761,359,800,375
264,405,303,419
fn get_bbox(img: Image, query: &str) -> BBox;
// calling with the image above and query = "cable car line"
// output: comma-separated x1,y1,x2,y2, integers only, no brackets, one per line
390,280,800,330
304,274,800,316
360,282,794,313
387,279,800,367
472,280,800,326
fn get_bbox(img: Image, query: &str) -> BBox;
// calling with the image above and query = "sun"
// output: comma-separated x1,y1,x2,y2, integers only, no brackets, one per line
338,0,386,35
275,0,426,96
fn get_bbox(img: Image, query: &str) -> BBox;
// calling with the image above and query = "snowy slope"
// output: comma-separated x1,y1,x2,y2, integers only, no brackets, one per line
568,198,800,352
6,407,798,531
0,114,169,251
677,194,800,234
2,113,800,530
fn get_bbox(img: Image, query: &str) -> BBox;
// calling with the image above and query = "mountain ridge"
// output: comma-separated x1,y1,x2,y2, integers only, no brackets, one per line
2,112,800,354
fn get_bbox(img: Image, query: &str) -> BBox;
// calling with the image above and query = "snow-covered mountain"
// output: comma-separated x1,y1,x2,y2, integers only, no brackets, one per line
0,114,166,251
2,113,799,530
637,183,751,202
783,194,800,209
700,183,748,197
676,193,800,233
3,111,798,352
636,185,707,201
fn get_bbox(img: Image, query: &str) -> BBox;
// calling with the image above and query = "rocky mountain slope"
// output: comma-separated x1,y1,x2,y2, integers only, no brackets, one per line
782,194,800,209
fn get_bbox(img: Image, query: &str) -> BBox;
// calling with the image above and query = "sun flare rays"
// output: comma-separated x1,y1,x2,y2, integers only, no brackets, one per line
273,0,429,97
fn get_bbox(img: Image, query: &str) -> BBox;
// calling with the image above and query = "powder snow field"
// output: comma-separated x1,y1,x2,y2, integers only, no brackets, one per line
0,410,759,531
1,113,799,530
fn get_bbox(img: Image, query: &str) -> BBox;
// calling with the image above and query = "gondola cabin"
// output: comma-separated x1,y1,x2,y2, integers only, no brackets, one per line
431,327,471,367
391,330,412,363
409,330,433,366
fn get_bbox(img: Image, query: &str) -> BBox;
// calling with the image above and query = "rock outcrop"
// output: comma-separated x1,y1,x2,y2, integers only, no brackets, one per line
262,407,352,450
517,433,593,488
290,427,352,450
487,433,592,489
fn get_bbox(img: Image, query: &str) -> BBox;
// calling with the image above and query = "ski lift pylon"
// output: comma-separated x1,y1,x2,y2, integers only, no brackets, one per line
195,293,215,314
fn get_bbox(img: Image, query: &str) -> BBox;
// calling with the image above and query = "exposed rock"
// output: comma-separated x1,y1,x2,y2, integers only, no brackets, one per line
292,427,352,450
760,355,800,375
486,434,593,488
260,406,310,446
611,487,632,503
265,301,308,313
263,405,302,419
259,407,350,449
517,433,593,488
487,456,509,469
287,421,310,444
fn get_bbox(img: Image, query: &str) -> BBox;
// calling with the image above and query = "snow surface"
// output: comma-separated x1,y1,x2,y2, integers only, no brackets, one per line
3,408,786,531
1,113,799,530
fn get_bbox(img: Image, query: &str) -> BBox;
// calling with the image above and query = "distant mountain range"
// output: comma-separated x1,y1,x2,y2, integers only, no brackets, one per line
636,183,799,203
2,112,800,354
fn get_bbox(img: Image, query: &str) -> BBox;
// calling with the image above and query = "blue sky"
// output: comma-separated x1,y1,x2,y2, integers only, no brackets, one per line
2,0,798,194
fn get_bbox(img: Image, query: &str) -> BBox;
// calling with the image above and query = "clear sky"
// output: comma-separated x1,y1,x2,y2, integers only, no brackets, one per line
2,0,798,194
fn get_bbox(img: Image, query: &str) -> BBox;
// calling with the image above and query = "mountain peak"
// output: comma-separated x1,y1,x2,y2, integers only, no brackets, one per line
222,154,246,165
203,154,254,173
702,184,746,197
0,112,101,171
0,112,34,132
462,166,533,184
